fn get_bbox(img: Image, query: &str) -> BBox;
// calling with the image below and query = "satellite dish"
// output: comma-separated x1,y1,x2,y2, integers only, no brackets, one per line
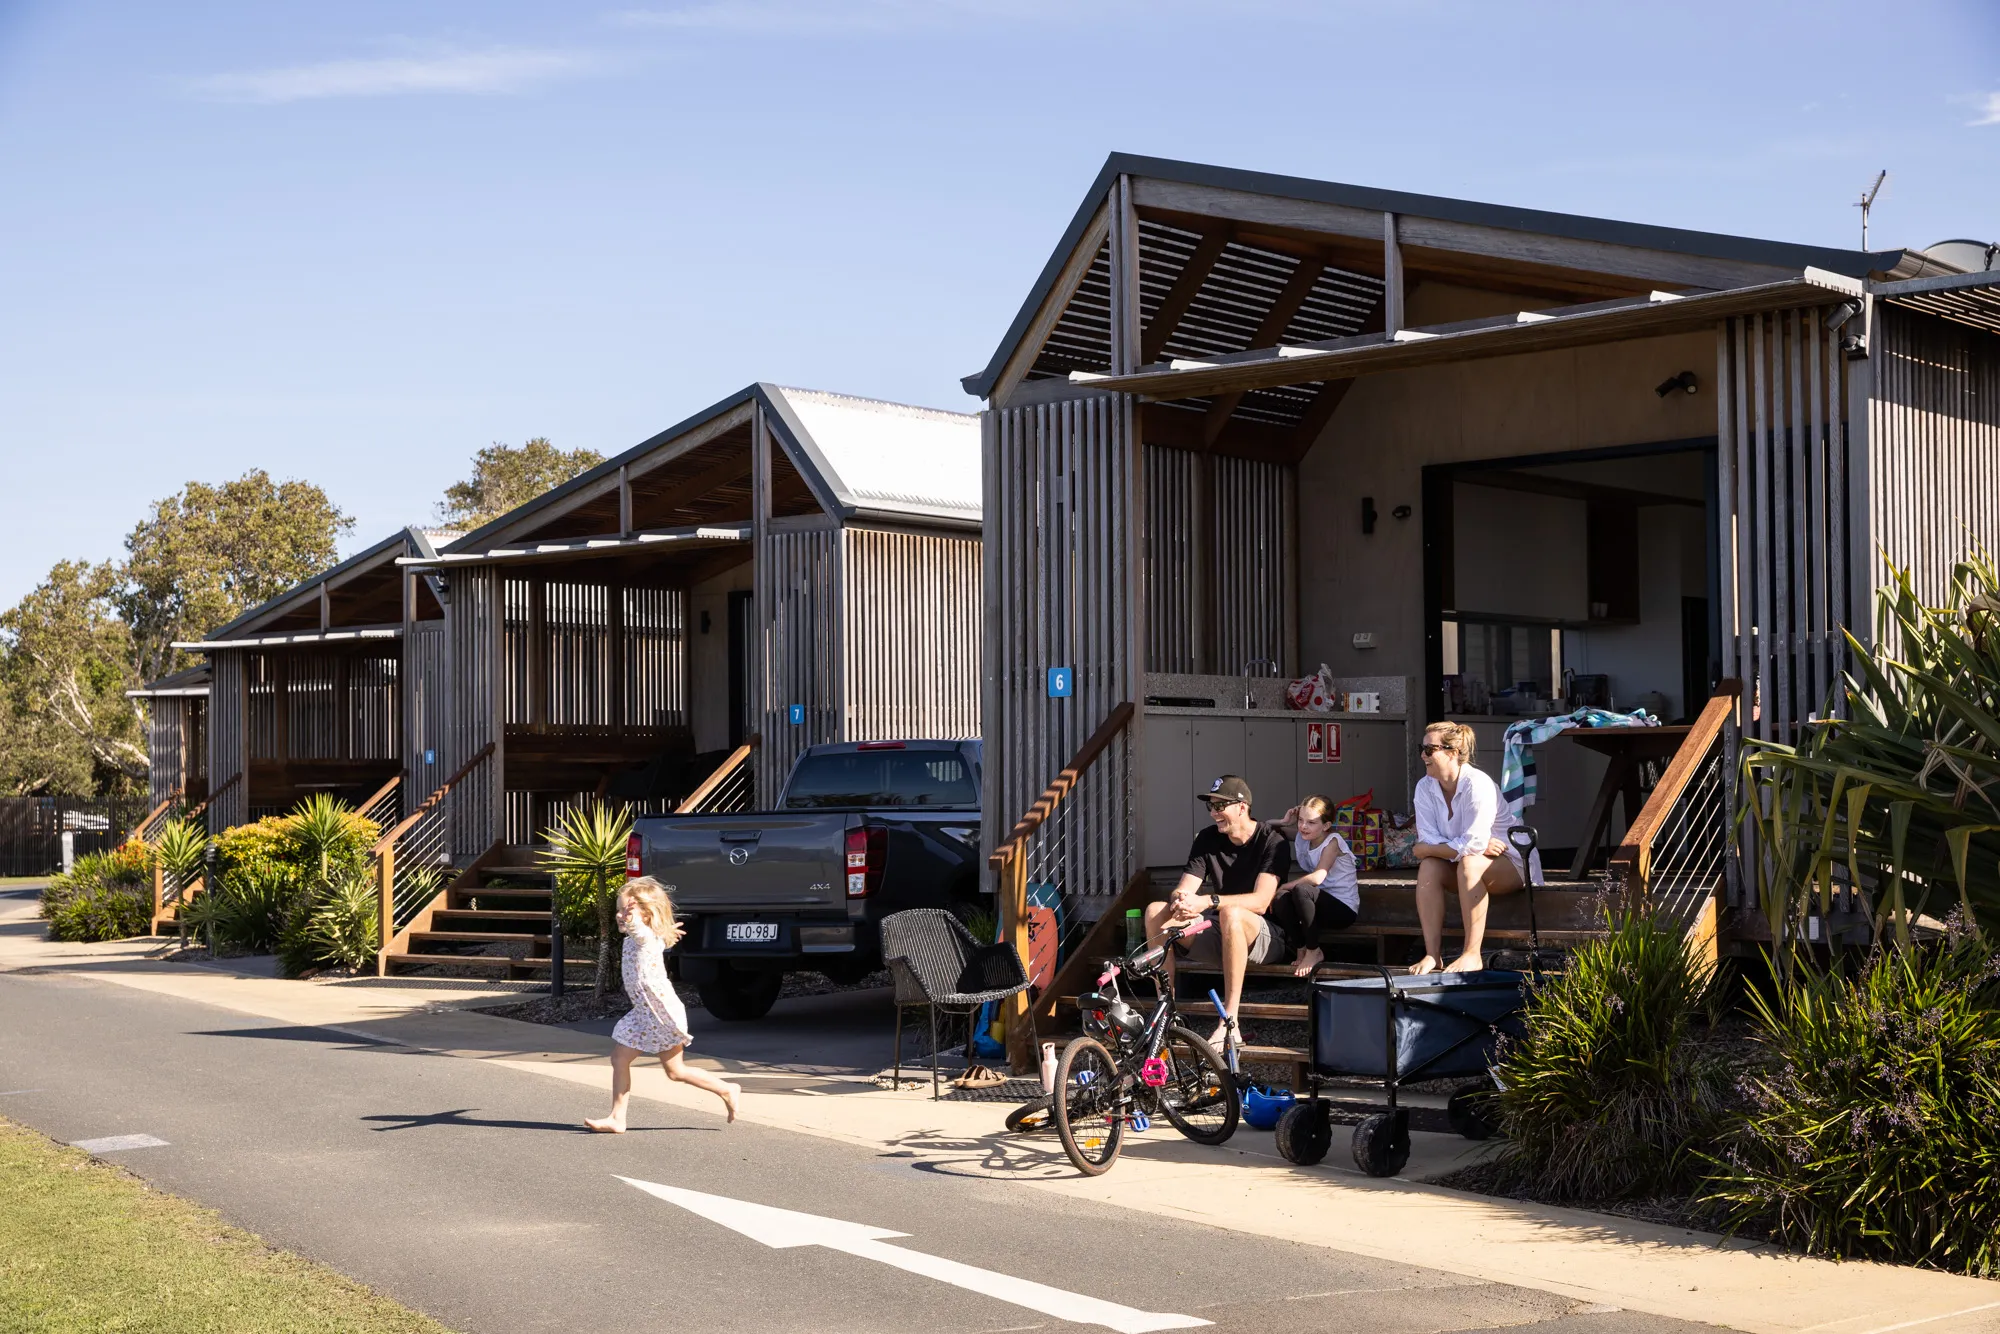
1920,239,2000,273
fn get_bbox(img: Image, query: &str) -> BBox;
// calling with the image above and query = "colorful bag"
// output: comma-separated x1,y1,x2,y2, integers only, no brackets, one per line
1331,790,1387,869
1380,812,1419,870
1285,664,1340,713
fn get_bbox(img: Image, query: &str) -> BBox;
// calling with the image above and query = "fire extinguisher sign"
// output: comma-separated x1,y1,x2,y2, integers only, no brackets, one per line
1306,722,1343,764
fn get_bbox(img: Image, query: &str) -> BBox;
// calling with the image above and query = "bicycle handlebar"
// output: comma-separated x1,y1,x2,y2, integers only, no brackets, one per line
1098,916,1211,985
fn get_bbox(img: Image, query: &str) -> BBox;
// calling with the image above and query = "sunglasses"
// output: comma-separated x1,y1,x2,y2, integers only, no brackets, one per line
1419,743,1451,757
1205,797,1243,811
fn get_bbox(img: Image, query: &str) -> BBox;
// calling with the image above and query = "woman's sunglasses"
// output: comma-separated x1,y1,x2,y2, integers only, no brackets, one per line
1419,743,1450,757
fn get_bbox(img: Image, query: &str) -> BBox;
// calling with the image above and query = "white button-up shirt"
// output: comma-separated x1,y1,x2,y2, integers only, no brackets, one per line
1414,764,1519,863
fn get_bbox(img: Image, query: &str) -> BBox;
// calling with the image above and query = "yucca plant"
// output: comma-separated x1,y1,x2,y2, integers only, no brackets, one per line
1741,556,2000,959
295,864,381,973
1488,909,1736,1201
539,802,634,999
1705,929,2000,1274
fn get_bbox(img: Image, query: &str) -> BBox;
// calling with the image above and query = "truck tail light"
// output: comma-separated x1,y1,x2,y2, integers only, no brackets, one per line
626,834,642,880
844,826,886,898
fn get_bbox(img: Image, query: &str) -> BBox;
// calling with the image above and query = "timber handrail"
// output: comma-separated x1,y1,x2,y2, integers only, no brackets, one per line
675,735,760,814
134,793,181,843
371,743,495,857
988,701,1136,872
186,773,240,822
357,774,401,824
990,701,1136,1072
1611,680,1741,888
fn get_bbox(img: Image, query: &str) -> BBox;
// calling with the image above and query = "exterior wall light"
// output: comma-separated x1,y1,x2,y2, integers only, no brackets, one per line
1655,371,1699,397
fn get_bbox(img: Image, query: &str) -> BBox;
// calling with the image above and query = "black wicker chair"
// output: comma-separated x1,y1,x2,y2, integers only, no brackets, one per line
880,909,1034,1097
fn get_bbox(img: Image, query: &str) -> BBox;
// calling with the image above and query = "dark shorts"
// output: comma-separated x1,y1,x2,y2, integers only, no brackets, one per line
1177,906,1286,966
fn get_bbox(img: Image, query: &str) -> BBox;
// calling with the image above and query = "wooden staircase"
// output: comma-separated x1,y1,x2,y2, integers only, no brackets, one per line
381,845,596,981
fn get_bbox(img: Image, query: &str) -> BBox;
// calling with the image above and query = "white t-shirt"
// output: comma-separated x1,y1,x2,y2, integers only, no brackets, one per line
1293,830,1360,912
1415,765,1526,872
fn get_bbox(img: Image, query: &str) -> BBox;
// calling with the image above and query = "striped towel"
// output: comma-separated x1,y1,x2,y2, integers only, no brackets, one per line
1499,708,1659,818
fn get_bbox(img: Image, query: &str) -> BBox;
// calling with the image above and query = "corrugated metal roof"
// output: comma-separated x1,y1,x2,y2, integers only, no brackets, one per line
768,387,980,521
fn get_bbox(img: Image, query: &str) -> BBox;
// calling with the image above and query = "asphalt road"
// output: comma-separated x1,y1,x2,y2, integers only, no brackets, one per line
0,965,1726,1334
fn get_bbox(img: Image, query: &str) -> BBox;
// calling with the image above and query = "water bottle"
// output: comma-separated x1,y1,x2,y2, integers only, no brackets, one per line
1124,908,1144,954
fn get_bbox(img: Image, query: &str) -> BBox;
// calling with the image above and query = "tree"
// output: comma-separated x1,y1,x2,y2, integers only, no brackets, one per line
0,561,146,797
436,438,604,531
119,471,352,684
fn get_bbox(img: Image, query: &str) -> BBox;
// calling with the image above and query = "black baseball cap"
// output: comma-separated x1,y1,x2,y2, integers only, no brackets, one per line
1198,775,1253,806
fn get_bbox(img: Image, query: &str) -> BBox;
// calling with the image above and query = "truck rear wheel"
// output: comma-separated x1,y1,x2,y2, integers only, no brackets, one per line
697,965,782,1021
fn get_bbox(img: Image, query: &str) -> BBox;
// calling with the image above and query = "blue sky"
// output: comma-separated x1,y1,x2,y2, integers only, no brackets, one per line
1,0,1995,613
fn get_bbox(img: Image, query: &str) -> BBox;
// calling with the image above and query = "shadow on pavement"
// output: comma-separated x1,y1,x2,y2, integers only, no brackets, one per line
191,1025,397,1047
361,1107,710,1135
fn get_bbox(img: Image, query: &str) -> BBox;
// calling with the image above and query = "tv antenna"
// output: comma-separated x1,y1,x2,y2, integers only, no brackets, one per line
1855,170,1887,249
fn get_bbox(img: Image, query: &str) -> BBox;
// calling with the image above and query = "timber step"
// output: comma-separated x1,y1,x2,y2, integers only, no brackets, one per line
431,908,552,924
406,931,554,946
384,952,593,978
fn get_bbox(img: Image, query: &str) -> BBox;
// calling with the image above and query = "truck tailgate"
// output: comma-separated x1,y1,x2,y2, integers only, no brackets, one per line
644,814,846,911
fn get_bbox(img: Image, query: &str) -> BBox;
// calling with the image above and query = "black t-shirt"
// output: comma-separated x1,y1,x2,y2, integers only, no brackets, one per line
1182,821,1291,897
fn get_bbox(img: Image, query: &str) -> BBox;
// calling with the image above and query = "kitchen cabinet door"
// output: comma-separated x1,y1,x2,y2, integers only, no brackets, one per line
1141,717,1195,867
1244,718,1302,821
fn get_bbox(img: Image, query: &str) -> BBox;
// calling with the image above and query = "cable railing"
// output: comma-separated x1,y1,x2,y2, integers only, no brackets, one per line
186,772,240,825
676,738,759,815
133,793,182,845
357,775,401,834
372,744,494,973
1609,683,1740,953
988,702,1137,1071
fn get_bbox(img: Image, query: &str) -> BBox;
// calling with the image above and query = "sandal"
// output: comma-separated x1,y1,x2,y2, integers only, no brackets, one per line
953,1065,1008,1089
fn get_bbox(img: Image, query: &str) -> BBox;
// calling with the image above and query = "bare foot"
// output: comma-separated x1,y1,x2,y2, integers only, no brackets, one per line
1205,1019,1230,1049
584,1116,626,1134
1411,955,1441,975
1444,952,1483,974
719,1082,741,1124
1291,946,1324,979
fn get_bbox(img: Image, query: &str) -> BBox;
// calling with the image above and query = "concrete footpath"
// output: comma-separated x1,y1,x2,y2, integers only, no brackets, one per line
5,887,1997,1334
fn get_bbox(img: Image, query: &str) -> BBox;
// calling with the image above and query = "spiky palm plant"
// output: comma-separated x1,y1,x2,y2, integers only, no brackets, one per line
538,802,634,998
1741,556,2000,958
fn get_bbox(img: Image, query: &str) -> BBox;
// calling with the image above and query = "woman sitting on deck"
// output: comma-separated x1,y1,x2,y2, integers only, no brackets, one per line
1270,795,1360,978
1411,722,1526,975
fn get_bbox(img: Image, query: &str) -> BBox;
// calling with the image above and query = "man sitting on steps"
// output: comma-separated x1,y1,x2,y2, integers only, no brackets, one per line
1145,774,1290,1049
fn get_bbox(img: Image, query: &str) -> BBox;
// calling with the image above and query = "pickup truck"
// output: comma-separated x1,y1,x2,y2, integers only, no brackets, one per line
628,739,984,1020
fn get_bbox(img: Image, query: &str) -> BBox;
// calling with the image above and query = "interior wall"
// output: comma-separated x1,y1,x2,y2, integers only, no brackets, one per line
688,561,754,753
1295,289,1715,683
1453,484,1587,619
1561,504,1708,719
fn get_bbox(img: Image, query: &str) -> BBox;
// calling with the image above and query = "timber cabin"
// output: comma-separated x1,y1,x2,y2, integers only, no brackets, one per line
139,384,984,976
975,154,2000,1067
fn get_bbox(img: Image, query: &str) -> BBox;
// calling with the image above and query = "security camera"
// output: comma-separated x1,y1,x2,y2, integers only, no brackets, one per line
1825,300,1861,332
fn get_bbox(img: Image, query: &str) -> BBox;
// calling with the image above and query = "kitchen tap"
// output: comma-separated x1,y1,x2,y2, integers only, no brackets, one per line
1241,658,1278,709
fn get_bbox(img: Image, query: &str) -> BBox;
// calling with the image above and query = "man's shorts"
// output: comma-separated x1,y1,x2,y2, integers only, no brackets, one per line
1176,905,1287,966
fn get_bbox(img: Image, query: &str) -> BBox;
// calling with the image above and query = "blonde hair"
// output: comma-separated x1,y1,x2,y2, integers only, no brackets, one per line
1297,794,1334,824
1421,721,1477,763
619,876,676,934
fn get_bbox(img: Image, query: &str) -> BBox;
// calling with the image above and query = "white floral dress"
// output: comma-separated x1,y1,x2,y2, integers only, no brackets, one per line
611,925,693,1054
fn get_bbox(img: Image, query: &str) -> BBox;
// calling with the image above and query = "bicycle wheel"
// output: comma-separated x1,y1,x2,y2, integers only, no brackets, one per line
1053,1036,1124,1176
1157,1024,1240,1146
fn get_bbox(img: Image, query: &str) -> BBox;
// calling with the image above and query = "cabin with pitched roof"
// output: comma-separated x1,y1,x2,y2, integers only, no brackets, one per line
972,154,2000,1063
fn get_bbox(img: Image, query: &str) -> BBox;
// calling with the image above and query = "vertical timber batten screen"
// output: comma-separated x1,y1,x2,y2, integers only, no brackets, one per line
1716,308,1853,753
983,394,1139,915
1146,446,1197,673
1870,306,2000,606
404,622,446,799
840,527,982,742
1212,455,1288,675
147,698,184,810
446,567,501,858
758,528,838,796
206,649,248,832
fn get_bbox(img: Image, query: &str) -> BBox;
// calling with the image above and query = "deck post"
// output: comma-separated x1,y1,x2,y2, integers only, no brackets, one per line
375,843,395,977
1001,849,1032,1073
1383,212,1405,333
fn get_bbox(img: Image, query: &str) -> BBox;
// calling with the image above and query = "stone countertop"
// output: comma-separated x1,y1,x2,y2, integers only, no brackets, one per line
1143,704,1409,721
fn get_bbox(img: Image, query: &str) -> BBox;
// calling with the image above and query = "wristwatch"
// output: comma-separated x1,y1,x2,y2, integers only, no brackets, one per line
1207,892,1220,911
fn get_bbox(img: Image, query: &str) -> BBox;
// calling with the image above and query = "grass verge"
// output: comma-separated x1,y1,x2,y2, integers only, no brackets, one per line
0,1116,453,1333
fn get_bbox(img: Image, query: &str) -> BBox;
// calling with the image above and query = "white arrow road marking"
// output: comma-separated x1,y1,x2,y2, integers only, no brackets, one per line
71,1134,169,1153
617,1177,1209,1333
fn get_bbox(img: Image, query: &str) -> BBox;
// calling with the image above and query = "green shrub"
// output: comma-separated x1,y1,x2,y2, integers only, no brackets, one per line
203,798,381,973
1704,931,2000,1275
40,843,157,942
187,864,297,955
1488,910,1737,1201
296,866,380,973
154,819,209,885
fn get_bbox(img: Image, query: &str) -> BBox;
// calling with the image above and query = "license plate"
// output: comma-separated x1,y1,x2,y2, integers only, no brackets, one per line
725,922,779,943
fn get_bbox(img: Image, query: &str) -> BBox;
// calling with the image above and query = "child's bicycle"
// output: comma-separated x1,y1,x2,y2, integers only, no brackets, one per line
1025,918,1241,1176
